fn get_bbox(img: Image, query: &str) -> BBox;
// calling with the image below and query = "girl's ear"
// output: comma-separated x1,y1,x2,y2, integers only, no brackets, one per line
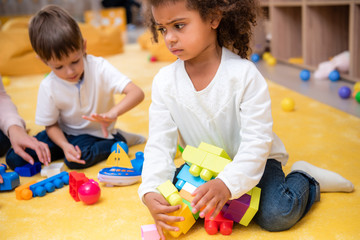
83,39,87,54
210,11,222,29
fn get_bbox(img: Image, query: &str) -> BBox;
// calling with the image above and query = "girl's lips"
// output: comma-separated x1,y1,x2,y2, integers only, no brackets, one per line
170,48,182,55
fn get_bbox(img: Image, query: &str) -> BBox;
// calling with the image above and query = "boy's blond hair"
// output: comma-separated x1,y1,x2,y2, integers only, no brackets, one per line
29,5,84,61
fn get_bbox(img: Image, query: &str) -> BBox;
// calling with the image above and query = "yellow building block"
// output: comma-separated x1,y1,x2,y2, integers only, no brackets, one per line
239,187,261,226
157,180,182,206
105,144,132,168
198,142,231,160
182,143,232,181
165,202,196,238
15,180,37,200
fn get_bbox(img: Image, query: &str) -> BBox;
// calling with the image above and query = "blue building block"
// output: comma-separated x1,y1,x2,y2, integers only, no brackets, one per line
0,163,20,191
15,162,41,177
30,171,69,197
175,164,207,190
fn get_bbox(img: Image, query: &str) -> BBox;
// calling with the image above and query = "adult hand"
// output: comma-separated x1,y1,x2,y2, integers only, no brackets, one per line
8,125,51,166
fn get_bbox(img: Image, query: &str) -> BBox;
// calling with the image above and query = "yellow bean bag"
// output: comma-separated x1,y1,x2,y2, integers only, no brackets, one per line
0,17,124,76
138,30,177,62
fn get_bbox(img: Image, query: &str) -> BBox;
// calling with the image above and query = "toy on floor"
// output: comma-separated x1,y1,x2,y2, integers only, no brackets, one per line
355,92,360,104
69,171,89,201
157,180,182,206
182,142,232,181
338,86,351,99
0,163,20,191
15,180,37,200
221,187,261,226
250,53,260,63
30,171,69,197
78,179,101,205
2,75,10,86
329,70,340,82
98,151,144,186
15,162,41,177
314,51,349,80
106,142,132,168
141,224,160,240
281,97,295,112
111,141,128,154
164,201,196,238
300,69,311,81
41,162,65,178
204,209,233,235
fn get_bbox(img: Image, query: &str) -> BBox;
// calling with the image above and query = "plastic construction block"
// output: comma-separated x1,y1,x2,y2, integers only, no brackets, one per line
182,198,199,220
106,143,132,168
41,162,65,178
30,171,69,197
222,193,251,223
239,187,261,226
69,171,89,201
15,180,37,200
0,163,20,191
165,202,196,238
157,180,182,206
14,162,41,177
175,164,207,190
182,142,232,181
205,209,233,235
141,224,160,240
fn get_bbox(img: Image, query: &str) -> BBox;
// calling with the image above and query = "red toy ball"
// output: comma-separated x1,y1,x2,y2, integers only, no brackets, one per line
78,179,101,205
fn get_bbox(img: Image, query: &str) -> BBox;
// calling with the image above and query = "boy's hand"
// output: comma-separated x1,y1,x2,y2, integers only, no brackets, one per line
82,113,116,138
144,192,184,240
63,143,85,165
191,178,231,219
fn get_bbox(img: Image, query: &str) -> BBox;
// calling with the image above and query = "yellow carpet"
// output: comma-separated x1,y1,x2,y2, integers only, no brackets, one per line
1,44,359,240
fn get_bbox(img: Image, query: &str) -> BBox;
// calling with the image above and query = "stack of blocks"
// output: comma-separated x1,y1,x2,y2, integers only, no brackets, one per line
156,142,261,237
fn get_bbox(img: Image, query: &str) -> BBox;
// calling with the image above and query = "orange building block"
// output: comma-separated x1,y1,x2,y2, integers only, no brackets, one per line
165,203,196,238
15,180,37,200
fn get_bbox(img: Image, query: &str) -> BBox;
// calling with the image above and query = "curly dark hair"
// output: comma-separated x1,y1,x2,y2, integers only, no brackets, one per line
145,0,260,58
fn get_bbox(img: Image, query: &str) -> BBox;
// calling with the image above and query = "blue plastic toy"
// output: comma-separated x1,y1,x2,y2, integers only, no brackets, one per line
30,171,69,197
338,86,351,99
175,164,208,190
300,69,311,81
329,70,340,82
0,163,20,191
98,151,144,186
111,141,129,154
250,53,260,63
15,162,41,177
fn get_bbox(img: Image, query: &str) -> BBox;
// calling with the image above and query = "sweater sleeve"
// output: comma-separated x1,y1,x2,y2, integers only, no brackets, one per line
137,74,179,202
217,70,274,199
0,80,25,136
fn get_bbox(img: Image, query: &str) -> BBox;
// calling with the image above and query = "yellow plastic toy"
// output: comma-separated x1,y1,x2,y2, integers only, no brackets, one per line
165,202,196,238
182,142,232,181
239,187,261,226
105,143,132,168
157,180,182,206
281,97,295,112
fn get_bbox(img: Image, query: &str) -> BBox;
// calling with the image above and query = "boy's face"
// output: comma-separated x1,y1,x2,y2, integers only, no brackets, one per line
151,1,220,62
46,49,85,83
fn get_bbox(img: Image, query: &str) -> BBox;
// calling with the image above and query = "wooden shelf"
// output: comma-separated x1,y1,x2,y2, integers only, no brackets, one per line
256,0,360,82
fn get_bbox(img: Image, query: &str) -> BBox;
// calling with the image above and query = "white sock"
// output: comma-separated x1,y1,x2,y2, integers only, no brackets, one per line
117,129,146,147
291,161,354,193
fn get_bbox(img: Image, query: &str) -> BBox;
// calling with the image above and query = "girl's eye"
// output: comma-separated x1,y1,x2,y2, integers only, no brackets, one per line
157,27,166,34
55,66,63,70
175,23,185,29
72,60,80,64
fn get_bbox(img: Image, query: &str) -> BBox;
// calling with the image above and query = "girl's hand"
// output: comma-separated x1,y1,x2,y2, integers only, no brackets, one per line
82,112,117,138
144,192,184,240
62,143,85,165
191,178,231,219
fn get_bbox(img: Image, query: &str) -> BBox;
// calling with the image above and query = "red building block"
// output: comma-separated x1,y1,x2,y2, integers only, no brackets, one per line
205,209,233,235
69,171,88,201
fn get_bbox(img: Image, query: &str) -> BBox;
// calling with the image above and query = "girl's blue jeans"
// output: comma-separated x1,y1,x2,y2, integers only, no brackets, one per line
6,130,126,170
254,159,320,231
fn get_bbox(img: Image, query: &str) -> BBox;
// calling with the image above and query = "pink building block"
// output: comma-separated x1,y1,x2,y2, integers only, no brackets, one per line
141,224,160,240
